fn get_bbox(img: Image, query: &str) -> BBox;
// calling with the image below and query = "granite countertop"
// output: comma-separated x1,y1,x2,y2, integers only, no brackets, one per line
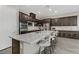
10,31,53,44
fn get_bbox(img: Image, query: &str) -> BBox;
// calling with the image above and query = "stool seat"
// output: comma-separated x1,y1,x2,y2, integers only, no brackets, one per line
37,37,51,54
38,40,50,47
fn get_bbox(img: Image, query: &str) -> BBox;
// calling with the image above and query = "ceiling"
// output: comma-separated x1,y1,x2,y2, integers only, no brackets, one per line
7,5,79,19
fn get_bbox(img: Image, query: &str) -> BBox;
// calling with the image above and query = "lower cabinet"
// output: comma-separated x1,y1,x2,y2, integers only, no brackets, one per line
58,30,79,39
12,39,20,54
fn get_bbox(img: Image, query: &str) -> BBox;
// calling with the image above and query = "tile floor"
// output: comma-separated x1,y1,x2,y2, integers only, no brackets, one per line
55,37,79,54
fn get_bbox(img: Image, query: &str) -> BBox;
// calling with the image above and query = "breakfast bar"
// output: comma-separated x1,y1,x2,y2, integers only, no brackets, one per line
11,31,53,54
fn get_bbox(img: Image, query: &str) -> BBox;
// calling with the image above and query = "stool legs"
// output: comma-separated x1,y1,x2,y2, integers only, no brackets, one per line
39,46,42,54
38,38,57,54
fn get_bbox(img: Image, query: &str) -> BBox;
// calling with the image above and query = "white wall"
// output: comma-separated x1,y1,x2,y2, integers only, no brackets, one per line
0,6,19,50
51,12,79,31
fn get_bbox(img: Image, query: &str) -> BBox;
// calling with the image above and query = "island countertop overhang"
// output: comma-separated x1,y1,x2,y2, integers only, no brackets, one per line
10,31,53,44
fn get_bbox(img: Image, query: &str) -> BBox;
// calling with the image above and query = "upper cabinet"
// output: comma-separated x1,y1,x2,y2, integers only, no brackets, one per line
19,12,41,34
19,12,29,22
29,13,36,19
51,16,77,26
19,12,37,22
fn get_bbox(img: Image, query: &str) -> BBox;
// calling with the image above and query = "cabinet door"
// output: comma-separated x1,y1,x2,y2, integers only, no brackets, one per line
64,17,69,26
71,16,77,26
51,19,56,26
50,16,77,26
12,39,20,54
57,18,61,26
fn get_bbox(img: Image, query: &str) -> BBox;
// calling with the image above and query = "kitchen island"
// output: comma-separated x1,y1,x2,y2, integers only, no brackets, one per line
10,31,53,54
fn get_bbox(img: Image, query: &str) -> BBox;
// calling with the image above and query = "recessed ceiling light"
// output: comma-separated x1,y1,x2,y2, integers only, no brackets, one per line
38,12,40,14
49,8,52,11
54,10,58,13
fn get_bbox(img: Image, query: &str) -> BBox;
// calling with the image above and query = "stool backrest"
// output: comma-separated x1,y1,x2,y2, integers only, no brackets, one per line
51,31,58,37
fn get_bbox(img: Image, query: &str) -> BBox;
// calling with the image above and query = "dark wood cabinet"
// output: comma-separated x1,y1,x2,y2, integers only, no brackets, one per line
12,39,20,54
51,16,77,26
19,12,29,22
58,30,79,39
30,13,36,19
19,12,39,34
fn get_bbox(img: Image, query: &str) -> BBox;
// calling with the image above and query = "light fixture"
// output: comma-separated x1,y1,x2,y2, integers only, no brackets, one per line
45,5,52,11
38,12,40,14
49,8,52,11
54,10,58,13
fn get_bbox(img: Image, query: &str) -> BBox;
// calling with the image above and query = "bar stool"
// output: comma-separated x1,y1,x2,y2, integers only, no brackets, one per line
51,32,57,44
50,31,58,53
37,36,51,54
50,37,56,53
